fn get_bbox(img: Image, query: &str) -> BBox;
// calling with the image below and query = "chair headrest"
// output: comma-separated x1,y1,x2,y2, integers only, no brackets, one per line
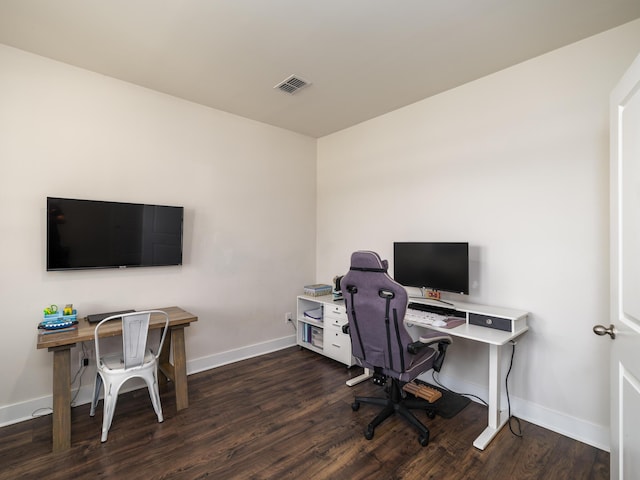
349,251,389,272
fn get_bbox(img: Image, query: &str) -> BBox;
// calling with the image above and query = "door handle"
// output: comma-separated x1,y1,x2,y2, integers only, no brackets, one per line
593,324,616,339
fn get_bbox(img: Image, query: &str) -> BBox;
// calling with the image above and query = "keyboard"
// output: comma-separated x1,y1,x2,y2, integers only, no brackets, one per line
405,308,449,327
87,309,135,323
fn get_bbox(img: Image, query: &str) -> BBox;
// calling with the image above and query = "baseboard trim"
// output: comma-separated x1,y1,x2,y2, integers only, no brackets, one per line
0,335,297,429
420,373,610,452
0,395,55,429
512,396,610,452
187,335,297,375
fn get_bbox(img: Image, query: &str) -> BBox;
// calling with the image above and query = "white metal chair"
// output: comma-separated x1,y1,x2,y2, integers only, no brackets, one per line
89,310,170,442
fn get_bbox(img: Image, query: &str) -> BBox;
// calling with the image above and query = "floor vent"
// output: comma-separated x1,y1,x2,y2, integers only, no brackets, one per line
274,75,311,94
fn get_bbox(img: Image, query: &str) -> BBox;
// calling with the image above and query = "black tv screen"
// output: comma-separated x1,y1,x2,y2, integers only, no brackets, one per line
393,242,469,295
47,197,184,271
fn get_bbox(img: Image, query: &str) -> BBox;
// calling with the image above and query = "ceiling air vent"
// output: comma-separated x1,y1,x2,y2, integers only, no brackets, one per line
274,75,311,95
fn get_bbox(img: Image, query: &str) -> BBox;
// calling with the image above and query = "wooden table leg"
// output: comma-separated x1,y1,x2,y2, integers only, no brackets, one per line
51,346,72,452
158,327,171,391
157,326,189,411
171,327,189,411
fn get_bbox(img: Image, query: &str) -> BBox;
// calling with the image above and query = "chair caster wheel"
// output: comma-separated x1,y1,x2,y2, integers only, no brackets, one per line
364,425,375,440
351,402,360,411
426,409,436,419
418,434,429,447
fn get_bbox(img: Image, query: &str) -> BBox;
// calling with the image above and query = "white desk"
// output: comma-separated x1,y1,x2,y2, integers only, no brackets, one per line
346,297,529,450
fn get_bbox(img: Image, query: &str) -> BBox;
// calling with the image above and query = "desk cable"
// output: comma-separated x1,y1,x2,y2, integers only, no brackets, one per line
70,342,90,407
430,340,523,439
430,371,487,407
31,343,90,418
506,341,523,438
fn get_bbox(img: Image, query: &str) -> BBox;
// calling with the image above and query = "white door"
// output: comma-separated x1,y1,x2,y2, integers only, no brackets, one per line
601,52,640,480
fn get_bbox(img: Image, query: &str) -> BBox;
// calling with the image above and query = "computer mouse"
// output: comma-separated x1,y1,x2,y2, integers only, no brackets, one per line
432,319,447,327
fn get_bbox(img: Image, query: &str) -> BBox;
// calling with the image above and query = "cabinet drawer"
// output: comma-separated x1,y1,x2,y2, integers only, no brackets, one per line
324,304,347,327
325,303,346,317
324,325,351,363
468,312,512,332
325,313,348,328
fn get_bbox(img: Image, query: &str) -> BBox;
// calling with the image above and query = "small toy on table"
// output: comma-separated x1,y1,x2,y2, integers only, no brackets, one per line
39,304,78,332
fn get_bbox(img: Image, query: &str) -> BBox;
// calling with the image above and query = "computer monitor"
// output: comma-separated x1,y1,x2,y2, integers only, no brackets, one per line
393,242,469,295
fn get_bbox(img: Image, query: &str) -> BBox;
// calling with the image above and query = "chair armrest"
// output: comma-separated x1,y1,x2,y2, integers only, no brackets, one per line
407,334,452,354
418,334,452,347
407,340,426,355
407,333,452,372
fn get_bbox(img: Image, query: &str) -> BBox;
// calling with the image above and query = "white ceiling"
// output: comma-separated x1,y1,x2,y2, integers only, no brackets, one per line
1,0,639,138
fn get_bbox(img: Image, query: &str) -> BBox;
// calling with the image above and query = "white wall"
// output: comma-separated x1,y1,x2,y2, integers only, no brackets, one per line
0,45,316,423
316,20,640,449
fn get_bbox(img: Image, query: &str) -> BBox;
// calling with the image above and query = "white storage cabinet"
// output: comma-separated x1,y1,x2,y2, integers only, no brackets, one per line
296,295,354,367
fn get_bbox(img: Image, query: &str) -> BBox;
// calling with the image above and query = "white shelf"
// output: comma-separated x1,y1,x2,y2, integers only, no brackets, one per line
421,322,528,346
296,295,354,367
299,317,323,329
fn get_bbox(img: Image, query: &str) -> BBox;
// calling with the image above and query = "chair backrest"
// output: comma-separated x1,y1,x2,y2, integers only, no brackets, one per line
341,251,414,376
94,310,169,370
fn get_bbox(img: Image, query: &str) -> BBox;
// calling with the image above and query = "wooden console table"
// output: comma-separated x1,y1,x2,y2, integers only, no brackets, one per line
36,306,198,452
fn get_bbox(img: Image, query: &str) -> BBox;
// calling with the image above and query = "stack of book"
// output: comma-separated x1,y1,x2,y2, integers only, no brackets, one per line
304,283,332,297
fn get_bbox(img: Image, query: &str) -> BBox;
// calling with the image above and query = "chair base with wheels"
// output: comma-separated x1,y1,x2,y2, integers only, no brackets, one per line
352,375,437,446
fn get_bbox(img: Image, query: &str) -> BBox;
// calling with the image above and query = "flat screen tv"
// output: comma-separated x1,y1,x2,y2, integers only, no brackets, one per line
47,197,184,271
393,242,469,295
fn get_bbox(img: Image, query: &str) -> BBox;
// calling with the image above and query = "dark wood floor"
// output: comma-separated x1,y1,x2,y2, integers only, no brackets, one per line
0,347,608,480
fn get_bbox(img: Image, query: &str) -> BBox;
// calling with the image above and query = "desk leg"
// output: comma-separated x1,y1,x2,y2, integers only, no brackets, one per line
171,327,189,411
488,343,501,429
158,326,189,411
51,346,72,452
158,328,171,391
346,368,373,387
473,343,509,450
